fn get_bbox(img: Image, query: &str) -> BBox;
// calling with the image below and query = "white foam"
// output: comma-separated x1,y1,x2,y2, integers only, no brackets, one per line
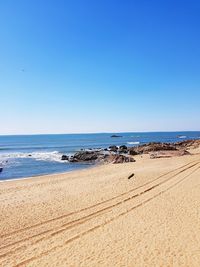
127,141,140,145
178,136,187,139
0,151,67,163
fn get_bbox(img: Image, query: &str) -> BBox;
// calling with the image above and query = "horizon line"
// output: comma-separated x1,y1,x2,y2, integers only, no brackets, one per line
0,130,200,137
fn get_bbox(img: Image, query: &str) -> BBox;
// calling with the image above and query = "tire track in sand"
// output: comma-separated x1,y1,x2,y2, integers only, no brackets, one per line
0,161,196,253
0,162,199,266
13,164,200,267
0,160,195,241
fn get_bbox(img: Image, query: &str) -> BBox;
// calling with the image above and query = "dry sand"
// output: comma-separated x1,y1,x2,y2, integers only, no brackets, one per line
0,150,200,266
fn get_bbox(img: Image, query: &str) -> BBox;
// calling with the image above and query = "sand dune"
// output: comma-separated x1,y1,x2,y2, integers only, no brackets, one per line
0,152,200,266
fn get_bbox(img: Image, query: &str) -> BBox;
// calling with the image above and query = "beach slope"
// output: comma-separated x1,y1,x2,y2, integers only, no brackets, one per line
0,152,200,266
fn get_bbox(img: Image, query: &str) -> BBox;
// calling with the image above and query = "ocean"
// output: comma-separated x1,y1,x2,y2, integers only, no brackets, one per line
0,131,200,180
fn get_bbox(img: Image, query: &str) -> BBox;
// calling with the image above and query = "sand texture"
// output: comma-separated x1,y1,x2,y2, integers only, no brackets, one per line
0,151,200,266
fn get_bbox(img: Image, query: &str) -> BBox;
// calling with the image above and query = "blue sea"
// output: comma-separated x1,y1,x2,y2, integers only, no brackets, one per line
0,132,200,181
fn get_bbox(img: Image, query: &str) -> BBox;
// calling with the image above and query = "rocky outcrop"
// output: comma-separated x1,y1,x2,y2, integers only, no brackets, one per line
110,135,122,138
108,145,128,153
109,145,118,152
128,147,138,155
149,150,190,159
134,142,177,154
61,155,69,161
175,139,200,149
111,154,135,164
118,145,128,153
67,149,136,164
69,151,100,162
68,156,78,162
126,139,200,156
103,154,135,164
132,139,200,156
62,139,200,165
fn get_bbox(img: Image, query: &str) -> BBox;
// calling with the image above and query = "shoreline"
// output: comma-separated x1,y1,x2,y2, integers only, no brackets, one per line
1,149,200,266
1,137,200,182
1,135,200,181
0,163,98,183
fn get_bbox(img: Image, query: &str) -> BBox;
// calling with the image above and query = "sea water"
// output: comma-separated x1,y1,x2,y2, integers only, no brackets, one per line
0,132,199,180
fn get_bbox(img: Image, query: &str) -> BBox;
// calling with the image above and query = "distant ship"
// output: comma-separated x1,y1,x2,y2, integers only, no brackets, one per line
110,135,122,138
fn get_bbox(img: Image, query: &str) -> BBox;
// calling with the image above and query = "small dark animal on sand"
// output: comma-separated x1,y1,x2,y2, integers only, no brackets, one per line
128,173,134,179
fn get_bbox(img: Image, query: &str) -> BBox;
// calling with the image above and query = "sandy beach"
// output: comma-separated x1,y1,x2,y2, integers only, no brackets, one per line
1,149,200,266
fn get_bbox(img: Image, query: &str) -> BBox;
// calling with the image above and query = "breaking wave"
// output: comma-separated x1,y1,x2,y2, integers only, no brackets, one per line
178,136,187,139
0,151,66,163
127,141,140,145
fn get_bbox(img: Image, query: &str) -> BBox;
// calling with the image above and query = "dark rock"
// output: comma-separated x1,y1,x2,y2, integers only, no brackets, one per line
112,155,135,164
109,145,118,152
103,154,135,164
128,147,138,155
61,155,69,161
135,142,177,154
96,153,110,162
70,151,99,162
68,156,78,162
0,167,3,173
110,135,122,138
119,145,127,149
118,145,128,153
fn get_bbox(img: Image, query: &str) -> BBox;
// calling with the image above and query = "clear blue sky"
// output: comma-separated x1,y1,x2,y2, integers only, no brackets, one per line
0,0,200,134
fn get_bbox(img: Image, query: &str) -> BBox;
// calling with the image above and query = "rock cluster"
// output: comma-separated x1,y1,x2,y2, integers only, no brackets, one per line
175,139,200,149
69,151,99,162
119,145,128,153
134,142,177,154
61,149,136,164
108,145,129,153
109,145,118,152
61,139,200,165
61,155,69,161
109,154,135,164
149,150,190,159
